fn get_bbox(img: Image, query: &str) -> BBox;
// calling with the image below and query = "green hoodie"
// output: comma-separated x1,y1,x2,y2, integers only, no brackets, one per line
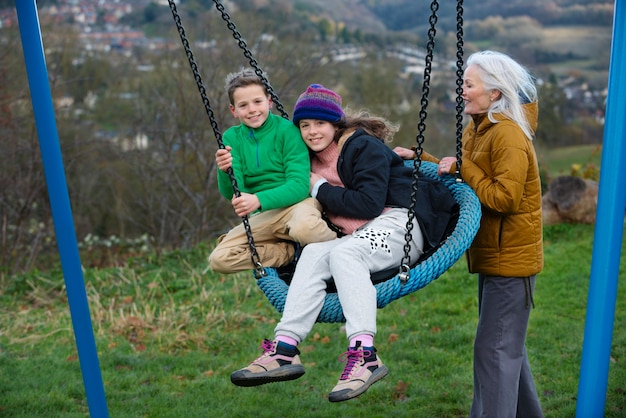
217,112,310,212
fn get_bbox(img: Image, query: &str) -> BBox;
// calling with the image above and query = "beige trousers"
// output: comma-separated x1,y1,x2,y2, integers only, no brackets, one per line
208,198,337,273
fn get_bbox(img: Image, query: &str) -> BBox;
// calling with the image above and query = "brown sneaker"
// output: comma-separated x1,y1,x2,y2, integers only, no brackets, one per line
230,339,305,387
328,342,389,402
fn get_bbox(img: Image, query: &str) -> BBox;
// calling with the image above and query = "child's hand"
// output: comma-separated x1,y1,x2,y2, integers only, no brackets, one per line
231,193,261,217
438,156,457,176
216,146,233,171
393,146,416,160
310,172,324,193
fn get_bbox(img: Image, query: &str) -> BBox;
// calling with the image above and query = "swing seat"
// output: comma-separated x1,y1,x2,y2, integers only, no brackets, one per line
256,160,482,323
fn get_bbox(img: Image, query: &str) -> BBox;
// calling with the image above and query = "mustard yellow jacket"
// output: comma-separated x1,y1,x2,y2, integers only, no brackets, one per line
458,102,544,277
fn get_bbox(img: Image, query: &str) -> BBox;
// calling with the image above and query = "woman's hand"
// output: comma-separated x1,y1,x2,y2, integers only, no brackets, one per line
438,156,458,176
215,146,233,172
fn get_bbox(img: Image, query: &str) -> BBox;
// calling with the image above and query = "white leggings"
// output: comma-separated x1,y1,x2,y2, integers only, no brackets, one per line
274,208,424,343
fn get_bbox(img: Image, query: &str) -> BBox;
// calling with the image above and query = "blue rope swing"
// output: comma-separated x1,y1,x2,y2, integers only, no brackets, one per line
257,160,481,323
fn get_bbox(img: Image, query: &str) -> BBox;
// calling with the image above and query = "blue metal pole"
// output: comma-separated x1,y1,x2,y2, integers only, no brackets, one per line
15,2,109,417
576,0,626,416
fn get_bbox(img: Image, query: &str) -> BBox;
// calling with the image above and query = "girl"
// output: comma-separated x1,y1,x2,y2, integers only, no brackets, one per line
230,84,457,402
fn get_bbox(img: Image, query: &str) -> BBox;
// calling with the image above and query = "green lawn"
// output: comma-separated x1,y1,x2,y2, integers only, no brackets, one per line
1,223,625,417
538,144,603,179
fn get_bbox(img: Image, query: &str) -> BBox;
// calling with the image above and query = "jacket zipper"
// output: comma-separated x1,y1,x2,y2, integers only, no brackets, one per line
249,129,260,168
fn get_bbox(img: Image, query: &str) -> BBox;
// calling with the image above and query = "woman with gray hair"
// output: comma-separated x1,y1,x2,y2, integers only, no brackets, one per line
444,50,544,418
396,50,544,417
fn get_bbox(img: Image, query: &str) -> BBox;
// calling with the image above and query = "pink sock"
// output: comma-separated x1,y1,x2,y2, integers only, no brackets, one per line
350,334,374,348
276,335,298,347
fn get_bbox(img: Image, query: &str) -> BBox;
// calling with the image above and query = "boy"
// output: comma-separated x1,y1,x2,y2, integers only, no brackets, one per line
209,68,337,273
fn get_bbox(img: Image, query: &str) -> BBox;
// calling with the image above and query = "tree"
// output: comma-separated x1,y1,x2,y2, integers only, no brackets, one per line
537,75,572,147
0,27,52,272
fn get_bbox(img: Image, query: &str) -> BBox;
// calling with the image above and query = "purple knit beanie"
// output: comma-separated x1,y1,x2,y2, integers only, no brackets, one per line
292,84,345,126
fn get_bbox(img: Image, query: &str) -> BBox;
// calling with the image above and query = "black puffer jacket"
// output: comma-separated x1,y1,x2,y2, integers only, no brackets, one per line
316,128,458,251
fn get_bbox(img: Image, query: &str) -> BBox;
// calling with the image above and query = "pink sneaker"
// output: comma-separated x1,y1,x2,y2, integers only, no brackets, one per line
328,342,389,402
230,339,305,387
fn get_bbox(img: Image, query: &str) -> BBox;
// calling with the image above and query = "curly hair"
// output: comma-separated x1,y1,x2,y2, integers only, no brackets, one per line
337,108,399,143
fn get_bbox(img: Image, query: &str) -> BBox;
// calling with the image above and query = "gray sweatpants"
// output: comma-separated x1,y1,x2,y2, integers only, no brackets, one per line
274,208,423,343
470,274,544,418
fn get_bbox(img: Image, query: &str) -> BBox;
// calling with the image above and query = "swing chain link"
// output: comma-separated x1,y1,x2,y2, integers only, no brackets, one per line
168,0,266,276
212,0,289,120
400,0,439,284
454,0,465,183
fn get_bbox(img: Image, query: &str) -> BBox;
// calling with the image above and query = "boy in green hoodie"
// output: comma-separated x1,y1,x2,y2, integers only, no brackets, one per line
209,68,337,273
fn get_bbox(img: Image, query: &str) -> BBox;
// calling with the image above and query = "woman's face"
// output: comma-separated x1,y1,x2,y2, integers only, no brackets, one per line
462,64,499,115
298,119,337,152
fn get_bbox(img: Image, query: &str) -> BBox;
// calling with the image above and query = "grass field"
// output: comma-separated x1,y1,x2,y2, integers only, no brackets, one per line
538,143,603,179
0,140,618,417
1,223,625,417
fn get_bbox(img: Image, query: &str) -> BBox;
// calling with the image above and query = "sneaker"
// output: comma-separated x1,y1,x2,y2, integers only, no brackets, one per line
328,341,389,402
230,339,305,387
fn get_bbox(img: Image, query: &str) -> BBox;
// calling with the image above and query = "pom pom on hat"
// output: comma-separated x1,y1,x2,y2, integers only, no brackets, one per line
292,84,345,126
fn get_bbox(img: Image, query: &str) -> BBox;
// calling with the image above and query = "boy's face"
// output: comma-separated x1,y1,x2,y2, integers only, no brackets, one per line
229,84,272,129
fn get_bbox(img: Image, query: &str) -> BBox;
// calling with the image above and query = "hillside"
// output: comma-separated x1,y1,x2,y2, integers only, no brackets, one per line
291,0,387,32
293,0,614,33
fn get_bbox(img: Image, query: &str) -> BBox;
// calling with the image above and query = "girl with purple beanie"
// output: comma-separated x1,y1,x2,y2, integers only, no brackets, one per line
230,84,458,402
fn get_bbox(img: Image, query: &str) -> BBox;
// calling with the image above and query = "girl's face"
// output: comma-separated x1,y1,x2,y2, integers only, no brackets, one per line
298,119,337,152
462,64,500,115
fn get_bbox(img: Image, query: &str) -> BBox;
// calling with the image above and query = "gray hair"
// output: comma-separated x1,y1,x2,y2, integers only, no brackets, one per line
466,50,537,140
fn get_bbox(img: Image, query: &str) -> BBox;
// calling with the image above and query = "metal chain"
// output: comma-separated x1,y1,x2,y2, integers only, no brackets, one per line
399,0,440,285
212,0,289,119
168,0,265,278
454,0,465,182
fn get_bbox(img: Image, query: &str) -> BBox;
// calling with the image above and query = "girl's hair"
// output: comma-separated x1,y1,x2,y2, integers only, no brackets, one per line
224,67,269,105
336,108,399,143
466,50,538,140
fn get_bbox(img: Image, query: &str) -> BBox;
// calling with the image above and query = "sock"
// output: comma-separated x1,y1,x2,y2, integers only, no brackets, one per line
276,335,298,350
350,334,374,348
